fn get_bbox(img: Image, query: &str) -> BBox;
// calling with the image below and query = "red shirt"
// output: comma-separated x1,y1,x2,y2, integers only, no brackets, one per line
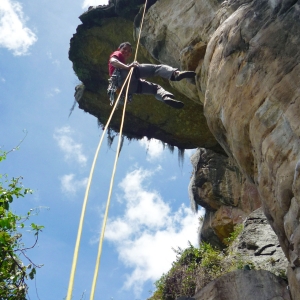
108,50,125,76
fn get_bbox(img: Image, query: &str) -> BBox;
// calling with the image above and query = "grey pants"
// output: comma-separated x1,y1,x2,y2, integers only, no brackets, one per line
118,64,177,101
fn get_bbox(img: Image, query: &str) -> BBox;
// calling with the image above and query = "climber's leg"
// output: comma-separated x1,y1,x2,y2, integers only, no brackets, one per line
138,80,184,109
136,64,196,81
136,64,177,80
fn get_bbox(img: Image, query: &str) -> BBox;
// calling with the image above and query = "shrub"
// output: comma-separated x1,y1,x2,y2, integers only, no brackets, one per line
148,224,253,300
0,149,44,299
148,242,225,300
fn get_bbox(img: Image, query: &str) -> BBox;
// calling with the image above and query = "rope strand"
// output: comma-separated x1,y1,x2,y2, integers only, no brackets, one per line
66,73,131,300
89,1,148,298
66,1,148,299
90,68,133,300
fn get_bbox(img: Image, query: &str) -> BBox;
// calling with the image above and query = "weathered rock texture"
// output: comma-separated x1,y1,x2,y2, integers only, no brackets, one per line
194,269,291,300
198,1,300,299
231,208,288,277
138,0,231,103
189,148,261,247
138,0,300,298
69,0,300,298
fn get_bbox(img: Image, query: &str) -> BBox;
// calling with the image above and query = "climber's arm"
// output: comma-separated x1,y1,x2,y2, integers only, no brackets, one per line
110,57,139,70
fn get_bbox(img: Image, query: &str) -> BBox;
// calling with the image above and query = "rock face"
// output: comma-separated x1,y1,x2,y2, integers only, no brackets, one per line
189,148,261,247
138,0,230,103
232,208,288,277
198,1,300,299
69,0,300,298
193,269,291,300
79,0,157,23
138,0,300,298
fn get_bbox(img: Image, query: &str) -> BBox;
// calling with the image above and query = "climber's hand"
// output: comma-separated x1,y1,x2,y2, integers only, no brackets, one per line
128,61,139,69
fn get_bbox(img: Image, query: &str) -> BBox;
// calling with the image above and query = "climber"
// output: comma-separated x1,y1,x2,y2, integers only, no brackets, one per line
108,42,196,109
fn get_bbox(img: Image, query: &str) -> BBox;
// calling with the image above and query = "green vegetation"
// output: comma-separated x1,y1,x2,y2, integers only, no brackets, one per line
148,224,248,300
0,149,44,299
148,242,225,300
223,223,244,245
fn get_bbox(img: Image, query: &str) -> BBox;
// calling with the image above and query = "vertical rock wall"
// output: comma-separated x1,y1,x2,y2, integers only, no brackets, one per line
200,1,300,298
139,0,300,298
194,270,291,300
189,148,261,247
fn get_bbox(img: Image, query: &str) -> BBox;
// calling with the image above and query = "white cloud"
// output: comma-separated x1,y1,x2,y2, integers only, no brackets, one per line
103,167,201,297
82,0,109,10
53,126,88,167
60,173,88,196
139,138,164,162
113,168,171,231
0,0,37,56
47,87,61,98
0,77,5,83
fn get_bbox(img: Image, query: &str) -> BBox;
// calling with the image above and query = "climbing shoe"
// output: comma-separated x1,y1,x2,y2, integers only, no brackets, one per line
170,71,196,81
163,97,184,109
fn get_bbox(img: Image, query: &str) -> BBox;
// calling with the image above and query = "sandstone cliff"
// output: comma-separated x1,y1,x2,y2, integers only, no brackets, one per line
69,0,300,299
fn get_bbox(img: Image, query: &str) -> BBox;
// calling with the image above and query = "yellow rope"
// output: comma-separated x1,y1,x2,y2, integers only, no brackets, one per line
66,74,131,300
66,1,148,299
133,0,148,62
90,69,132,300
89,1,148,298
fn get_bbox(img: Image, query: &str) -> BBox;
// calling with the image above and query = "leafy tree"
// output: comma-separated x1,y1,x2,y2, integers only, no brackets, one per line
0,149,44,299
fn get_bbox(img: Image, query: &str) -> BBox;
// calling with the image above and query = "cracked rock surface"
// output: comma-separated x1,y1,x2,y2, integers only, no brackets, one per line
194,269,291,300
232,208,288,277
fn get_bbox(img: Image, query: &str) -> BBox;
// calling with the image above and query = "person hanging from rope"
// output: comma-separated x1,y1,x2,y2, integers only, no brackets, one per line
108,42,196,109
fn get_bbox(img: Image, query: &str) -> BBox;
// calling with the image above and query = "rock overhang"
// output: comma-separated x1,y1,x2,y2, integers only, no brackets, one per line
69,3,222,151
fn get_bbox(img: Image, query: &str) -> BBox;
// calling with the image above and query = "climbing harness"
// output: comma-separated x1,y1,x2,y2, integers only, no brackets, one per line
66,1,148,299
107,68,133,106
107,69,121,105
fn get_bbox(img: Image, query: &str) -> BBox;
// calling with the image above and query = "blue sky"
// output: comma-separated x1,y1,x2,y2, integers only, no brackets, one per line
0,0,201,299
